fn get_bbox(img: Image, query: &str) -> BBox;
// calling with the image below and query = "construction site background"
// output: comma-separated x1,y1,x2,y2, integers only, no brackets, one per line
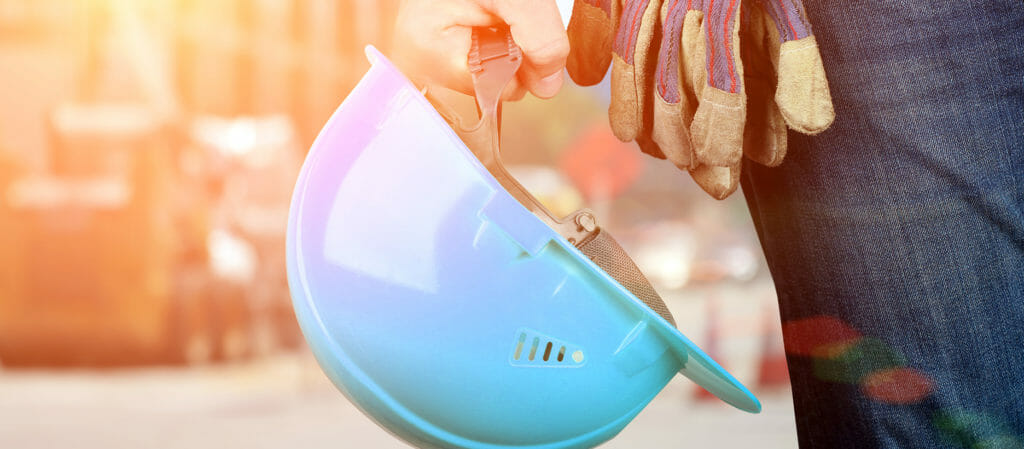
0,1,796,447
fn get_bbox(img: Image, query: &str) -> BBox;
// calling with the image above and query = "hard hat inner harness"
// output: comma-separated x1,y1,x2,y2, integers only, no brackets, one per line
427,25,675,327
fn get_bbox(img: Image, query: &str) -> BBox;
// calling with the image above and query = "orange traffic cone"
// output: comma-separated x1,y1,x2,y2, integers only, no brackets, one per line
756,303,791,390
694,297,721,401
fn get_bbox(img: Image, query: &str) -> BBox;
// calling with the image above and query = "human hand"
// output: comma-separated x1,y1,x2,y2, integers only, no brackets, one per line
392,0,570,101
566,0,834,199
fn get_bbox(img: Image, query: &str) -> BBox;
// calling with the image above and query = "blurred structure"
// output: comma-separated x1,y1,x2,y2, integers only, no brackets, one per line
0,103,184,364
0,0,400,169
0,0,400,365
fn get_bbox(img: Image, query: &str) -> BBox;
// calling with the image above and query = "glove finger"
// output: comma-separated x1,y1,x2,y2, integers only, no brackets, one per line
637,133,667,159
756,0,834,134
740,0,787,166
744,88,788,166
777,36,834,133
679,5,705,111
651,0,696,170
609,0,661,142
744,87,788,166
566,0,618,86
689,0,746,167
689,162,741,199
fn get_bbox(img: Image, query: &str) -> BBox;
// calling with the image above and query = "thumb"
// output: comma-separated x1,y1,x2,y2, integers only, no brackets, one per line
753,0,834,133
775,36,834,134
485,0,570,98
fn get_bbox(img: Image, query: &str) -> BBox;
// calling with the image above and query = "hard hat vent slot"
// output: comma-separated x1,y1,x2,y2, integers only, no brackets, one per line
510,329,584,367
513,333,526,360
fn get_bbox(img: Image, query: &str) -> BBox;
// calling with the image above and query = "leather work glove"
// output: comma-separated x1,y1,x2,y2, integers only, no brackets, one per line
565,0,835,199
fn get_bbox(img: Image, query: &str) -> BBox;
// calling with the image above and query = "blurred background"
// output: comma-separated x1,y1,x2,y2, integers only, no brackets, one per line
0,0,796,447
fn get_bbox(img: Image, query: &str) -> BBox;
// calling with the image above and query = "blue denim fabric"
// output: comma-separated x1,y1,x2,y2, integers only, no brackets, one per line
739,1,1024,448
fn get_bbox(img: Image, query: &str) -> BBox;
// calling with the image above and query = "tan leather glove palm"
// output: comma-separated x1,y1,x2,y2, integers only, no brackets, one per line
566,0,835,199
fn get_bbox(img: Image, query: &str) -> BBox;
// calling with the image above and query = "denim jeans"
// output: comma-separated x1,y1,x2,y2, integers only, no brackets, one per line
739,1,1024,447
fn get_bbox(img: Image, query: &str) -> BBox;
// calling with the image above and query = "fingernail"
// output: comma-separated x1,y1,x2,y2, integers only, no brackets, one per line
534,71,564,98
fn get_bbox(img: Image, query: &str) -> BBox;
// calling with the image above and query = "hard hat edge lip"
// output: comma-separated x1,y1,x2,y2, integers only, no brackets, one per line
554,235,762,413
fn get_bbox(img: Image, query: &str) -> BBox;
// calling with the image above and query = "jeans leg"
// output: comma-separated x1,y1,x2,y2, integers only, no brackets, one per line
740,1,1024,448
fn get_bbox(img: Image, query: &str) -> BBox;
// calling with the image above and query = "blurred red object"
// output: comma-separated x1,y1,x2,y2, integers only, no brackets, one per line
861,367,935,404
560,124,643,201
782,315,863,357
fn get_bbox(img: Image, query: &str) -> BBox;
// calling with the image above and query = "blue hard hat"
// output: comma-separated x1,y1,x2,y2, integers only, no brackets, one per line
286,29,760,449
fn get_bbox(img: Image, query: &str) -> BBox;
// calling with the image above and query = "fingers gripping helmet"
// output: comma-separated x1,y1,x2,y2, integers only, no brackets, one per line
286,27,760,449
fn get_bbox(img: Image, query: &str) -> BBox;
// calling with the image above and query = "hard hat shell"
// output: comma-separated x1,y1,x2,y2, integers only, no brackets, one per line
286,47,760,449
